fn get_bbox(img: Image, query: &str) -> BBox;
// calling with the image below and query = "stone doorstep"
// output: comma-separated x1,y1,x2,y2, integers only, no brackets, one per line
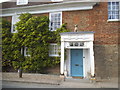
65,78,90,83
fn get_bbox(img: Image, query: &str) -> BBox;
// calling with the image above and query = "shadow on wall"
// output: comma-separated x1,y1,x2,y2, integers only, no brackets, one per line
45,64,60,75
94,44,118,79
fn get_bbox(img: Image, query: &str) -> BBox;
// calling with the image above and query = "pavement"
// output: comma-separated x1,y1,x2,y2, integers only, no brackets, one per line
1,72,119,88
2,72,62,85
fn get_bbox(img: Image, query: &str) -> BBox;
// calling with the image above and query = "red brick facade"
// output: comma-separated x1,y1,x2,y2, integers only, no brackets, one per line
62,2,120,45
4,2,119,45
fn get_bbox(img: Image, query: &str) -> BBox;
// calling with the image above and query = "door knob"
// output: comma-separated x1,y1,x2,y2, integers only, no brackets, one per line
75,64,79,66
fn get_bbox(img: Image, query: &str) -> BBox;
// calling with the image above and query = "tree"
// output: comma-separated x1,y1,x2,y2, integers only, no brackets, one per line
2,13,69,73
11,13,52,72
54,23,69,45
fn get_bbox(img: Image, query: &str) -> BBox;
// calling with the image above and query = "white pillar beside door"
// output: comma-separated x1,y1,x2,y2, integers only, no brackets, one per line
60,41,65,74
90,42,95,77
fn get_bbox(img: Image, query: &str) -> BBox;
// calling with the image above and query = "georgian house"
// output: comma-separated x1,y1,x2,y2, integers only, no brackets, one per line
1,0,119,79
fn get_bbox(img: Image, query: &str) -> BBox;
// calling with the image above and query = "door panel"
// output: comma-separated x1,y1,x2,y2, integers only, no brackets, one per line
71,49,83,77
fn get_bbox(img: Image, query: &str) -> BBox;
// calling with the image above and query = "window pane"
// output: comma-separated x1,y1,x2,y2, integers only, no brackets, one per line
108,6,111,10
49,44,60,56
108,15,111,19
112,6,116,10
116,2,119,5
108,2,111,5
24,47,30,56
13,25,16,32
112,15,115,19
112,11,115,14
115,11,119,14
112,2,115,5
116,15,119,19
108,11,111,14
108,2,120,20
50,12,61,31
116,6,119,10
58,13,61,17
17,0,28,5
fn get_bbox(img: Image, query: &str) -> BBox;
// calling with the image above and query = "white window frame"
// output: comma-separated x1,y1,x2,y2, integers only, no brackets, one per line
24,47,30,56
11,15,20,33
49,12,62,31
21,47,30,56
17,0,28,5
49,43,61,57
108,1,120,21
51,0,63,2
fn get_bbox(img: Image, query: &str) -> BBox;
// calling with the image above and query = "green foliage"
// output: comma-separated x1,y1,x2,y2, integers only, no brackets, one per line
2,13,69,73
54,23,69,45
49,23,69,44
2,18,13,67
11,13,50,72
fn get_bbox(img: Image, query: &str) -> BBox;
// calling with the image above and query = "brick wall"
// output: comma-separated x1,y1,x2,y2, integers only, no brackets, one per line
32,13,49,17
3,2,120,45
63,2,120,45
3,16,12,22
62,2,119,78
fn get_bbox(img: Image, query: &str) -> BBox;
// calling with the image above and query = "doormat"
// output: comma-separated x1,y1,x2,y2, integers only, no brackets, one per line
72,77,83,79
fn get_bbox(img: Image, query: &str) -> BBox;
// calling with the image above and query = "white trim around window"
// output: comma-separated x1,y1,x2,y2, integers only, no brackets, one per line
17,0,28,5
51,0,63,2
49,43,61,57
24,47,30,56
108,1,120,21
21,47,30,56
49,12,62,31
11,15,20,33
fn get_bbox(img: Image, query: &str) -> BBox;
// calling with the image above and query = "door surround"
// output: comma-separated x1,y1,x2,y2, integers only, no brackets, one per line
60,32,95,78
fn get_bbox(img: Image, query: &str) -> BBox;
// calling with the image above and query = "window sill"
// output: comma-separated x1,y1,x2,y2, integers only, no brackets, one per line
51,0,63,2
17,3,28,5
49,55,60,57
11,31,18,33
107,19,120,22
24,54,30,56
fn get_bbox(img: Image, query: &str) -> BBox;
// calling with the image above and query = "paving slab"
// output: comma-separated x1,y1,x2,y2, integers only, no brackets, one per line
2,72,63,85
2,72,119,88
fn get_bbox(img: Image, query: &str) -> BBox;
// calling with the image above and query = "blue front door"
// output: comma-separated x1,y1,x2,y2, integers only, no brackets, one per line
71,49,83,77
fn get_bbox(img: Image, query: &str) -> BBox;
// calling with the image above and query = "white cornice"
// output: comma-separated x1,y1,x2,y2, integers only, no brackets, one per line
0,1,97,17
